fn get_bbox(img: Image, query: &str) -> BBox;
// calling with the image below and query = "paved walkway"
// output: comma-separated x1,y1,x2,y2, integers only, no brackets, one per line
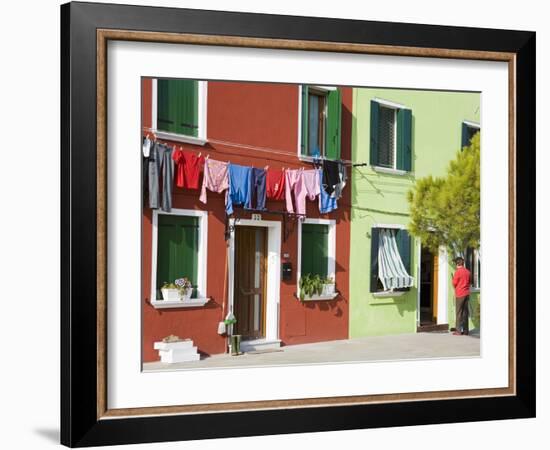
143,331,480,372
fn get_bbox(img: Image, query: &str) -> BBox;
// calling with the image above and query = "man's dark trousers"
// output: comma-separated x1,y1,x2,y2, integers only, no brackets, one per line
455,295,470,334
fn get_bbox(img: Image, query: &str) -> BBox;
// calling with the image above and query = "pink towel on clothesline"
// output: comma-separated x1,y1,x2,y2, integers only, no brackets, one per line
285,168,320,215
199,158,229,204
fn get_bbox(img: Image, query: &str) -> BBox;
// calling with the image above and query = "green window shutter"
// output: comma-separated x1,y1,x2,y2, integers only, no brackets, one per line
461,122,469,148
325,89,342,160
370,227,380,292
301,224,329,278
156,215,199,298
396,108,412,171
370,101,380,166
157,79,174,133
396,229,412,274
178,80,198,137
157,79,199,137
301,86,309,155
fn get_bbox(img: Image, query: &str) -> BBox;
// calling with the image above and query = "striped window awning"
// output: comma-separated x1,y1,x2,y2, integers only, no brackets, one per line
378,228,414,290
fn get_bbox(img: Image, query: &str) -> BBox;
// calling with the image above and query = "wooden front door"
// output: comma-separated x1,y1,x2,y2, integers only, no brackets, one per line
234,226,267,340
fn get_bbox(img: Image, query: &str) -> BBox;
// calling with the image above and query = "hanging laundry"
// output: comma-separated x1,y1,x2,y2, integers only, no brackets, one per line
148,142,174,212
284,168,303,214
142,136,151,157
331,161,348,199
199,158,229,204
142,137,150,206
319,169,338,214
294,169,320,215
226,164,252,215
266,168,286,201
285,168,320,215
322,159,340,196
172,149,203,189
246,168,267,211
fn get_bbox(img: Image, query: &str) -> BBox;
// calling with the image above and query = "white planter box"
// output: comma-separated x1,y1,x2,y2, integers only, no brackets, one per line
300,292,339,301
153,339,201,363
160,350,200,363
322,283,335,296
154,340,194,350
160,288,192,302
161,288,181,301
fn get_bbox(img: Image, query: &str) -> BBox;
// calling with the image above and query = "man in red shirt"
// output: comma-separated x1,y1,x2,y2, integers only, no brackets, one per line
452,257,471,336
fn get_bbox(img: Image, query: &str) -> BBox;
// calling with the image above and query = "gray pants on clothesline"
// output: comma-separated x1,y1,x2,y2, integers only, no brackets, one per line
148,143,173,212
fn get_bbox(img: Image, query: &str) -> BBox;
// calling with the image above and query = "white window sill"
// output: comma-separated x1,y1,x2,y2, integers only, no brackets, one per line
154,130,208,146
372,166,409,176
151,297,211,309
372,290,407,298
297,154,339,163
295,292,339,301
470,288,481,293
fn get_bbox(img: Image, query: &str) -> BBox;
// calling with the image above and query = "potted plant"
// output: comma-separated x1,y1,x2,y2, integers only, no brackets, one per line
160,282,180,301
160,277,193,301
322,276,336,296
299,273,324,301
175,277,193,301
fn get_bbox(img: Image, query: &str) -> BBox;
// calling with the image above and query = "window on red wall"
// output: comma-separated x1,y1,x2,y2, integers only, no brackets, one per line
300,86,342,160
156,79,199,137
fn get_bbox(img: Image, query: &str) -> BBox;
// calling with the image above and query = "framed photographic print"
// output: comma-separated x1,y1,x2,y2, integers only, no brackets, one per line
60,1,535,447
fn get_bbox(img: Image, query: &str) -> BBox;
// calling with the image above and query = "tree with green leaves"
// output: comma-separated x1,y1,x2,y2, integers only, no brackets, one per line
407,132,480,257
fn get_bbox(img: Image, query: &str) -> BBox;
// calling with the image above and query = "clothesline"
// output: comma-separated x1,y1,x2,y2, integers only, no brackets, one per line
142,127,368,167
144,135,347,218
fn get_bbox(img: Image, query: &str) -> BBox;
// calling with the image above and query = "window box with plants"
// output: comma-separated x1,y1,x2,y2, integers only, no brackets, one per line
297,274,339,301
152,277,210,309
161,277,193,301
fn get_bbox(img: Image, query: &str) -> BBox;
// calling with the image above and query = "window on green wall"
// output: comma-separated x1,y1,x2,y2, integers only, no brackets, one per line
370,100,412,172
299,221,336,283
300,86,342,160
157,79,199,137
370,227,413,292
461,121,480,149
155,213,200,299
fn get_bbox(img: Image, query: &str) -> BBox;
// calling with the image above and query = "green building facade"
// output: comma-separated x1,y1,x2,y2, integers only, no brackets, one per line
349,87,481,338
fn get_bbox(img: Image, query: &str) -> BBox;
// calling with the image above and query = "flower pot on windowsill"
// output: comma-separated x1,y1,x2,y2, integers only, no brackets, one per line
161,289,193,302
322,283,336,296
180,290,192,301
161,288,181,301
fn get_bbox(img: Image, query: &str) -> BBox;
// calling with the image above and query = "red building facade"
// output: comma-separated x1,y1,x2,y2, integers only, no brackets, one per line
142,79,352,362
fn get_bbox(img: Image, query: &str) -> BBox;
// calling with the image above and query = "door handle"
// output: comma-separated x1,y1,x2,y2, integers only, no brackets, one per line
240,288,260,296
240,288,254,295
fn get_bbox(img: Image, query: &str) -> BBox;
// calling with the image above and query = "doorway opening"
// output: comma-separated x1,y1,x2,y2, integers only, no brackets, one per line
419,246,438,326
233,226,268,341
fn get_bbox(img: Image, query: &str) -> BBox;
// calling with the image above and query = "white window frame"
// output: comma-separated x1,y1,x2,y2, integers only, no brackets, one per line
151,79,208,146
471,248,481,291
375,103,398,171
297,85,335,161
463,120,481,130
296,218,336,285
371,98,413,176
372,223,411,296
150,208,208,302
462,120,481,148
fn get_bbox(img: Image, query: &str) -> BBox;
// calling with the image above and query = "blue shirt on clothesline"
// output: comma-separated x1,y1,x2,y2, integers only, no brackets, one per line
226,163,252,215
319,170,338,214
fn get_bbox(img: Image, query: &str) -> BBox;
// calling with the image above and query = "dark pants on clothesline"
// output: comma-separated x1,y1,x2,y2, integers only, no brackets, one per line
455,295,470,334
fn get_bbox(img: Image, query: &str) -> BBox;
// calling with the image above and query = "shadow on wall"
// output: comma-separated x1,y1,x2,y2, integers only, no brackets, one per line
303,299,344,317
369,288,418,318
